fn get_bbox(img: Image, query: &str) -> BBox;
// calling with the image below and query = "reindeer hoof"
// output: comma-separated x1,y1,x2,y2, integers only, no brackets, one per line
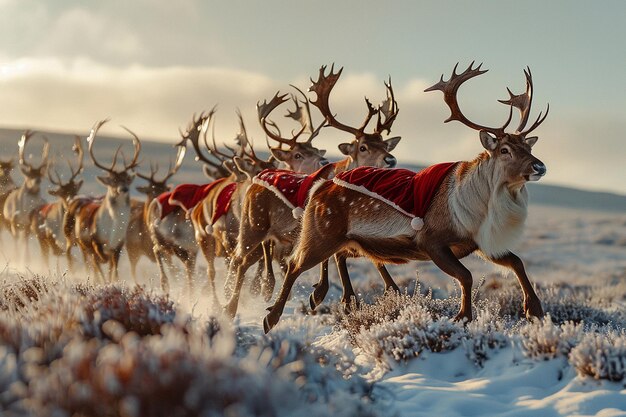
309,294,317,311
524,298,544,321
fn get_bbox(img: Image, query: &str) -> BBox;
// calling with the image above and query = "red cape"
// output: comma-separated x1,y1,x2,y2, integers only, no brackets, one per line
253,164,335,209
333,162,457,219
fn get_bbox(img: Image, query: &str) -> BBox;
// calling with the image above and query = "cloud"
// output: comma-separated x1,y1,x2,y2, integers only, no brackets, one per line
0,57,623,195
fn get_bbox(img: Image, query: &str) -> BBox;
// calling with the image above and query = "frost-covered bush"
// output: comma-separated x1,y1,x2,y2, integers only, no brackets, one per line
0,277,48,311
569,331,626,381
81,285,179,339
254,331,375,410
340,292,463,367
463,310,508,367
519,316,584,360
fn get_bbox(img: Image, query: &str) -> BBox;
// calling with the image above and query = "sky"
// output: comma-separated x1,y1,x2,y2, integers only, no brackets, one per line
0,0,624,194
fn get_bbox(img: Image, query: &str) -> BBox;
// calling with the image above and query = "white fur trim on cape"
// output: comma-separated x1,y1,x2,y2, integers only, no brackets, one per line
252,177,296,210
292,207,304,219
332,177,424,231
167,197,193,216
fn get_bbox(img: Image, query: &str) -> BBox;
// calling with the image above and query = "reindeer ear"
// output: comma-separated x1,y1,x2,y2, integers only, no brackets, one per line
338,143,354,155
384,136,401,151
233,156,253,180
479,131,498,151
202,165,217,180
269,148,291,162
48,188,60,197
76,179,84,190
525,136,539,148
319,149,326,157
136,185,150,194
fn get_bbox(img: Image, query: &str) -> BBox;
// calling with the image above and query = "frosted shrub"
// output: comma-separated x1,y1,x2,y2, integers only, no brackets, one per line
255,332,373,408
463,310,508,367
519,316,583,360
569,331,626,381
352,300,463,364
81,286,178,339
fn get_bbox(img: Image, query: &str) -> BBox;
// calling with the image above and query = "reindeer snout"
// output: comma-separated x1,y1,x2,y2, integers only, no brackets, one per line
384,155,397,168
319,159,330,166
119,186,129,193
532,162,546,176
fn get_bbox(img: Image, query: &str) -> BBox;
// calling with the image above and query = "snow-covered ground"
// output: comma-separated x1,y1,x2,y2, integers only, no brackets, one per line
0,202,624,416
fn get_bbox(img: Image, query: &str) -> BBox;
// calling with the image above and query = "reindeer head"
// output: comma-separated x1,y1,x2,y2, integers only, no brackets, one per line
88,119,141,202
258,86,329,174
0,158,15,189
309,65,401,168
48,136,84,203
18,131,49,193
136,145,186,199
426,63,549,190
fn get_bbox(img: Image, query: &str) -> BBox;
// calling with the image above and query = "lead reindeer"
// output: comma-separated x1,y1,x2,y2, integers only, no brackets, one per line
69,120,141,282
3,131,49,262
126,144,186,283
32,136,84,270
226,65,403,317
263,63,549,332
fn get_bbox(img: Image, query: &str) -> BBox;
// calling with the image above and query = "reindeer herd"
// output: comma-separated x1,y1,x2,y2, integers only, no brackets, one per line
0,63,550,332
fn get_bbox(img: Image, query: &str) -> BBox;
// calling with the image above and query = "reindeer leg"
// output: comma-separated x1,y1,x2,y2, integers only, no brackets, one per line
154,248,171,293
224,250,262,318
427,246,473,322
109,247,122,282
376,263,400,293
487,251,544,320
182,250,197,297
309,259,330,310
260,240,276,302
335,252,359,312
199,236,220,303
264,243,341,333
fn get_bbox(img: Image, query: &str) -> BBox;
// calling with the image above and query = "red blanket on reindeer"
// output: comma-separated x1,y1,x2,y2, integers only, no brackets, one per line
333,162,457,230
253,163,335,218
154,177,237,224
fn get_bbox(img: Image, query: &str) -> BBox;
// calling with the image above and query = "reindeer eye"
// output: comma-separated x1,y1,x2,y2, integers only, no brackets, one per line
359,145,367,152
500,148,509,154
294,153,302,160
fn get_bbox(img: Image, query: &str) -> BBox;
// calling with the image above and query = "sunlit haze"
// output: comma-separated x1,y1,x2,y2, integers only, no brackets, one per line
0,0,624,194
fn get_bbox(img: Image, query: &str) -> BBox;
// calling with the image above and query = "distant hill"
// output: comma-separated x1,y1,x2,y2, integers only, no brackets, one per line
1,127,625,213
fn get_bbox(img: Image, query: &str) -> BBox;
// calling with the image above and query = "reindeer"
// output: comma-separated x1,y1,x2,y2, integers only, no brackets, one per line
68,120,141,282
188,112,276,302
263,63,549,333
225,65,402,317
0,157,17,234
31,136,84,270
126,145,186,283
145,111,230,293
3,131,49,262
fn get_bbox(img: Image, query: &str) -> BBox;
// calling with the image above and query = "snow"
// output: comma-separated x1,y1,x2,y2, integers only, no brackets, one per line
0,198,624,415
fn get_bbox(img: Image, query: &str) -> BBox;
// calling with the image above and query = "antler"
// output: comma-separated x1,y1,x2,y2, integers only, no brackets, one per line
376,77,399,134
87,119,115,173
136,145,185,184
87,119,141,173
258,84,328,150
177,109,230,178
118,126,142,171
425,62,513,136
498,67,549,136
286,84,327,143
309,64,397,138
18,130,49,174
68,135,84,180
